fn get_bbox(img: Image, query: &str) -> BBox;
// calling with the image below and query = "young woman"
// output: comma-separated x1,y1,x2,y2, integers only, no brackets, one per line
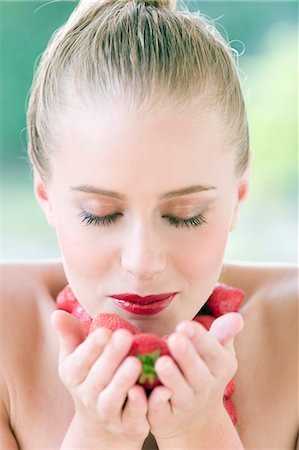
1,0,298,448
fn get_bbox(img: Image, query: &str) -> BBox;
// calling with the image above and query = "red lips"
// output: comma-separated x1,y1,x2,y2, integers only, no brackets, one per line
110,293,176,305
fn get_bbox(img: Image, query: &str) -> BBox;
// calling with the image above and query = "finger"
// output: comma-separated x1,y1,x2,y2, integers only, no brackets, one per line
82,329,134,395
175,320,236,380
97,356,142,418
60,327,112,387
166,331,212,392
122,384,149,433
147,385,172,418
209,312,244,350
154,355,194,409
51,309,86,362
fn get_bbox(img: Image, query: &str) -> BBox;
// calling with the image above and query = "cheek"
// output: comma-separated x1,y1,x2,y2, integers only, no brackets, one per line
171,224,229,318
55,223,116,279
173,223,229,282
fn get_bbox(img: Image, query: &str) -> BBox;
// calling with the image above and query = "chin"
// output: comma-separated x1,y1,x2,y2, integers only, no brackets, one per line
130,315,179,336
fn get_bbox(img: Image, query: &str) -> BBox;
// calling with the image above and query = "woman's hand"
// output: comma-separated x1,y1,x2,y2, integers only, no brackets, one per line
51,310,150,447
147,312,244,441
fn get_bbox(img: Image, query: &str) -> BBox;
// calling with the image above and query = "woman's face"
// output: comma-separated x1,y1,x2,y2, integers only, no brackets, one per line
36,102,247,334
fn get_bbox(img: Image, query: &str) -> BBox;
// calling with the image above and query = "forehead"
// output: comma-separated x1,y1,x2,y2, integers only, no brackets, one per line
52,101,235,191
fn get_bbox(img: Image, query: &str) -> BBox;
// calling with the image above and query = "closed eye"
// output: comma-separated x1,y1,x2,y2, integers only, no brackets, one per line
162,213,207,228
79,211,207,228
79,211,122,226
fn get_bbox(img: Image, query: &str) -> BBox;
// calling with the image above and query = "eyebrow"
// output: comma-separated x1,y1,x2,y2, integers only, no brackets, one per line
70,184,217,200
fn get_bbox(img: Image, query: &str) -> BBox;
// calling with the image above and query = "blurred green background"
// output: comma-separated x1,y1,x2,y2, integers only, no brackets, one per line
1,0,298,262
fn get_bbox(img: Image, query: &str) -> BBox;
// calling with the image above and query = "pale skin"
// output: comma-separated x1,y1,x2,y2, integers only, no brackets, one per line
0,102,298,449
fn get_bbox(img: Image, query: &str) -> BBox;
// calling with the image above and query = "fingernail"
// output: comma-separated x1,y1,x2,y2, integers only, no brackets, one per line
176,322,194,338
156,358,173,375
183,327,194,338
113,330,132,349
123,357,134,370
94,328,110,344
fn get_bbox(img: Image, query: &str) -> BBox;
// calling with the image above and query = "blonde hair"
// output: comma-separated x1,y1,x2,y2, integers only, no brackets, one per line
27,0,249,182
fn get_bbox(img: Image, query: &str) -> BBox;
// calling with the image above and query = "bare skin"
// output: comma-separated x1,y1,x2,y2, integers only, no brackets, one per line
0,260,298,449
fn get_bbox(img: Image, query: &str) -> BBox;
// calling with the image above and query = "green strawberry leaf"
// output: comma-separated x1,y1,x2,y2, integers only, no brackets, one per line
135,349,161,385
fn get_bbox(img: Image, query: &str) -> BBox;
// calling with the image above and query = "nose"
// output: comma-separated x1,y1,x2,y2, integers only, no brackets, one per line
120,220,166,280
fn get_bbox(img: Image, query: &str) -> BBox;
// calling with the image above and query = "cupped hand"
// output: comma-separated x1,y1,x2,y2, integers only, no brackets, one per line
51,309,150,444
147,312,244,440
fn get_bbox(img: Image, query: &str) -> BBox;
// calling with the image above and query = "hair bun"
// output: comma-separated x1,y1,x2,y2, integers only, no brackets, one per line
142,0,177,11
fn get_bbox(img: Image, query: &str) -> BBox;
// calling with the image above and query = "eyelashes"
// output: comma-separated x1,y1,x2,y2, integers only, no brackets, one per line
79,211,122,226
79,210,207,229
165,214,207,228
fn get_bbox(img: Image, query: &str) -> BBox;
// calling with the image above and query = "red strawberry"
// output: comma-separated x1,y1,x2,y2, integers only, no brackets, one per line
72,304,92,336
224,379,235,398
128,333,171,390
223,397,237,425
193,315,215,330
206,284,245,317
90,313,139,335
56,285,80,313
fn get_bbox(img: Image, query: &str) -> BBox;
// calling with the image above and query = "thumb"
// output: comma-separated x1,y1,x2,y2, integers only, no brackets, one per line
209,312,244,352
51,309,86,362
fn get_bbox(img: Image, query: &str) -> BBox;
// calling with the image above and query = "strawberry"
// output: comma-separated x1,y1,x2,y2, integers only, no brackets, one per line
128,333,171,390
72,304,92,336
56,285,80,313
223,397,237,425
90,313,140,335
193,315,215,330
224,379,235,398
206,283,245,317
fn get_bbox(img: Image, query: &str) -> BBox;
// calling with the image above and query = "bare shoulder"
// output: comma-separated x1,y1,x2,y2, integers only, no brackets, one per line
220,259,298,303
0,259,67,303
221,261,298,448
221,260,298,363
0,259,67,445
0,259,66,373
0,259,67,336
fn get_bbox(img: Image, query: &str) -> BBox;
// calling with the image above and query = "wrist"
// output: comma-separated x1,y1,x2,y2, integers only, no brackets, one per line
61,414,144,450
155,406,243,450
